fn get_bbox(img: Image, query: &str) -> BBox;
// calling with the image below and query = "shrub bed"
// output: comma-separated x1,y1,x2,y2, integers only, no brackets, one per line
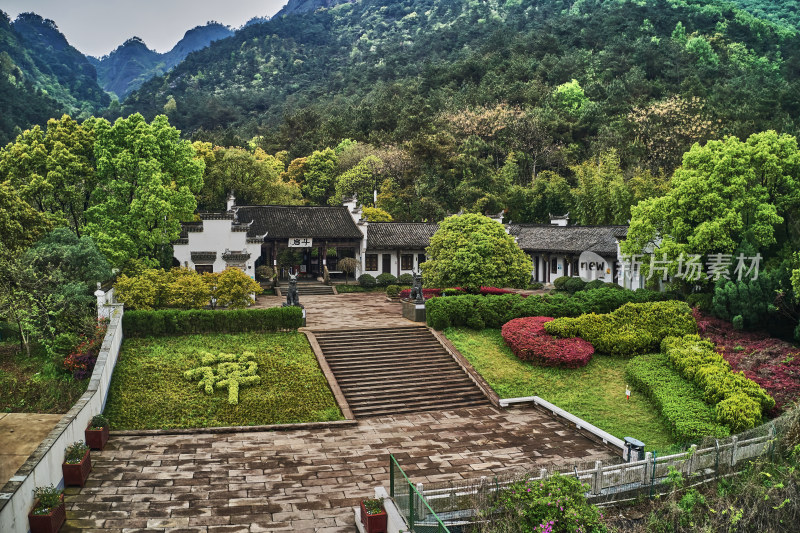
376,273,397,286
625,354,730,441
425,287,677,330
397,286,517,299
694,310,800,413
358,273,377,287
501,317,594,368
662,334,774,432
544,301,696,356
122,307,304,337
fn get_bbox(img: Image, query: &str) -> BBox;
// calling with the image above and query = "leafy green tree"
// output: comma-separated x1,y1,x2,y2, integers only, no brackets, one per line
337,257,359,285
571,150,632,225
166,268,212,309
552,79,589,116
361,206,393,222
623,133,791,266
301,148,338,204
0,115,97,234
506,171,573,224
195,144,301,210
331,155,383,206
422,214,532,289
114,269,167,310
84,114,204,269
0,182,54,253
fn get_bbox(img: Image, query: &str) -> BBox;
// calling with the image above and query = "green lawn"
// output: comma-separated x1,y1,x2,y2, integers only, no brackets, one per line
104,332,343,429
444,328,678,453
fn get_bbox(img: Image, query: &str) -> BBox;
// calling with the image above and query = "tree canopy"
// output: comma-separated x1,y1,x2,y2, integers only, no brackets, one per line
422,214,532,289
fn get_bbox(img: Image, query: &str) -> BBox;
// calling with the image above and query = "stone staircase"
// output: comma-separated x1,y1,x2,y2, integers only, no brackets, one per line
313,326,488,418
277,281,336,296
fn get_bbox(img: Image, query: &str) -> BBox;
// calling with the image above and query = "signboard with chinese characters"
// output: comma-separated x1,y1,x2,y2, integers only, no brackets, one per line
288,237,313,248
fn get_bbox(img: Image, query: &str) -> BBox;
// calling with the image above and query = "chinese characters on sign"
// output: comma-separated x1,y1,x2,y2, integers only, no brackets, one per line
288,238,313,248
619,253,762,283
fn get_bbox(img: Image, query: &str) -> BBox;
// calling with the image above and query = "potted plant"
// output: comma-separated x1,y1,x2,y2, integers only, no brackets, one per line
62,441,91,487
360,497,387,533
28,485,65,533
85,414,110,450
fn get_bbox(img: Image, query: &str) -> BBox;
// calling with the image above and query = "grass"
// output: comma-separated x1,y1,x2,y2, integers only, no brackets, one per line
334,284,386,293
0,341,88,413
444,328,678,453
103,332,343,429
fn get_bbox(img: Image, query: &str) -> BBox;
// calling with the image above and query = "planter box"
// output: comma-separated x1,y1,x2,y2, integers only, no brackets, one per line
401,300,426,322
360,500,388,533
63,449,92,487
28,498,66,533
85,424,109,451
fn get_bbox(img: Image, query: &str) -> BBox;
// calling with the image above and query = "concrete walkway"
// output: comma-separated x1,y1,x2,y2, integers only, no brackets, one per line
0,412,63,486
63,406,612,532
254,292,413,330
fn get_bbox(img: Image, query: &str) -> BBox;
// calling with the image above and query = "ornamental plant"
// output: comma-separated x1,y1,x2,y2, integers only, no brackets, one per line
545,301,696,356
481,473,606,533
31,485,62,515
63,320,108,379
64,441,89,464
184,352,261,405
89,414,109,430
502,317,594,368
661,334,774,432
362,497,385,515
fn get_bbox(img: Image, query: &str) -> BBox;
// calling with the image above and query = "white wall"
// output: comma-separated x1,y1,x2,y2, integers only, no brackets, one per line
0,305,124,533
173,219,262,278
361,249,427,278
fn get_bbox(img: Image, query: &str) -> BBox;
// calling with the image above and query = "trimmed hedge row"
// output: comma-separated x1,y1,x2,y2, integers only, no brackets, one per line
544,301,696,356
501,317,594,368
662,334,774,432
425,287,676,330
625,354,730,441
123,307,304,337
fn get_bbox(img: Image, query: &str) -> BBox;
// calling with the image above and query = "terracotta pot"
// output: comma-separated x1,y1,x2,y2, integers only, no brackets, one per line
62,449,92,487
28,497,66,533
360,500,388,533
85,424,109,451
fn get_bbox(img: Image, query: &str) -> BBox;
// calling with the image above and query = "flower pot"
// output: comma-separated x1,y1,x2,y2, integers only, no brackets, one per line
62,449,92,487
85,424,109,451
360,500,388,533
28,497,66,533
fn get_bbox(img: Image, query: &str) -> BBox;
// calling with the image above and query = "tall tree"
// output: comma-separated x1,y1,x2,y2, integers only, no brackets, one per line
85,114,204,269
301,148,338,204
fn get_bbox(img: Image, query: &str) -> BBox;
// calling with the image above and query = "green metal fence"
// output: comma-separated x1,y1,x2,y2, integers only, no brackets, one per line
389,455,450,533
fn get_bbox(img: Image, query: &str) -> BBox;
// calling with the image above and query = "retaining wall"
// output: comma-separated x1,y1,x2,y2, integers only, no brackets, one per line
0,304,124,533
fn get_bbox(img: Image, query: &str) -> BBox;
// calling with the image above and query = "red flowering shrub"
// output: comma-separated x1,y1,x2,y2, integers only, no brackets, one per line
64,321,108,380
502,317,594,368
398,288,443,299
694,309,800,413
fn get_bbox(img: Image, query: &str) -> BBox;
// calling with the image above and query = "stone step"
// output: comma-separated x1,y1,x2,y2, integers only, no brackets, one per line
315,326,488,418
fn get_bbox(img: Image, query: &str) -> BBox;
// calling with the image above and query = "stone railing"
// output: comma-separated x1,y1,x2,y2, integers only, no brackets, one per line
0,304,124,533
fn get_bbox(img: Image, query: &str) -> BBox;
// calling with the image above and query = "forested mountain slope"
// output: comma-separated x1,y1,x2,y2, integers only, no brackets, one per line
728,0,799,30
120,0,800,173
92,22,234,99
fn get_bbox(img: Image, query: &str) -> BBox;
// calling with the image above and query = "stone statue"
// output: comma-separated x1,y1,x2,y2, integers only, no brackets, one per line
409,270,424,304
283,272,303,308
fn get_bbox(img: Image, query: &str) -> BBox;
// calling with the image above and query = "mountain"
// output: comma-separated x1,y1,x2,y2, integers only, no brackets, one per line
275,0,355,17
120,0,800,165
0,11,106,146
94,22,234,100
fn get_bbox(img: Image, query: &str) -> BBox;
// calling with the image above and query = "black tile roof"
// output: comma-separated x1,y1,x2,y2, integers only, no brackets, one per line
234,206,364,240
366,223,439,249
508,225,628,255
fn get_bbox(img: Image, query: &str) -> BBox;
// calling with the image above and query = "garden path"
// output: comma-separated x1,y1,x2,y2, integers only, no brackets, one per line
253,292,413,330
63,405,613,532
0,413,63,486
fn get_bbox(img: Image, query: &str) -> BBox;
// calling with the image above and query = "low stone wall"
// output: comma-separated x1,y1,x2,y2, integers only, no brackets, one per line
0,304,124,533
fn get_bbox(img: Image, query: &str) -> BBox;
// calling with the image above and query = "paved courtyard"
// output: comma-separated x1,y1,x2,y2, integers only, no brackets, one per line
63,406,613,532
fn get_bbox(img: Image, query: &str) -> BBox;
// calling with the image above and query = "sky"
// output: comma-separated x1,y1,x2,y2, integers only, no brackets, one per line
2,0,288,57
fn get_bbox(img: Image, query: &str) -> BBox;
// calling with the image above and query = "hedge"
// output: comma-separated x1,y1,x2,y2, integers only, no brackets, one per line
626,354,730,442
376,273,397,287
122,307,304,337
425,287,678,330
661,334,774,432
358,274,377,288
544,301,696,356
501,317,594,368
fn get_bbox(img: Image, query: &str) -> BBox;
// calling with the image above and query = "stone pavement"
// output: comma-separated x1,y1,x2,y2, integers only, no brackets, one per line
63,406,613,532
254,292,413,330
0,412,63,485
